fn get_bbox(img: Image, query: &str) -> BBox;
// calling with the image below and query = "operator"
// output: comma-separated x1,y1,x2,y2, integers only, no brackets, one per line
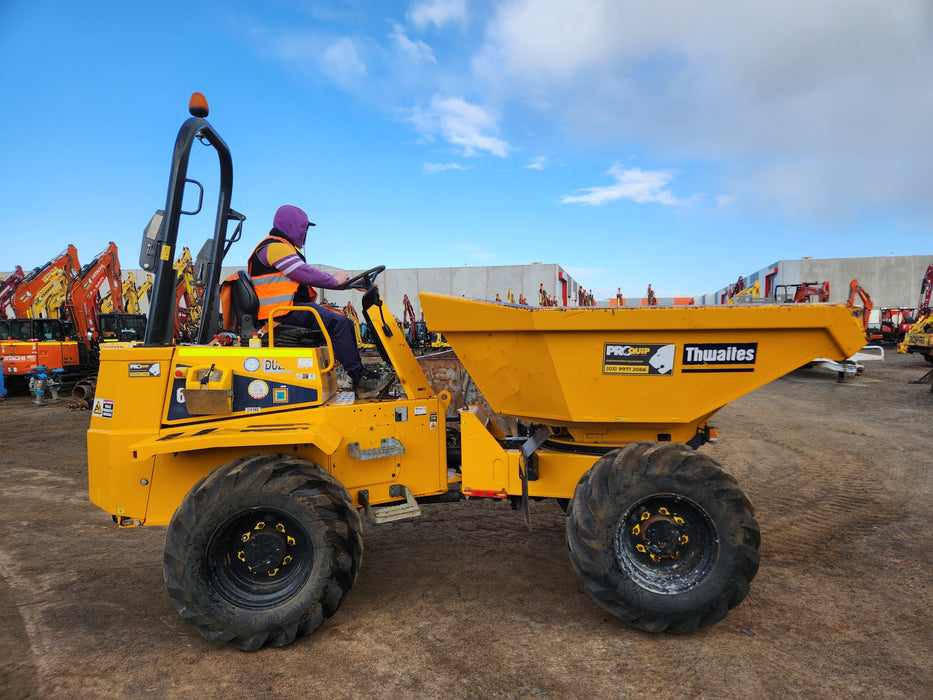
248,204,391,398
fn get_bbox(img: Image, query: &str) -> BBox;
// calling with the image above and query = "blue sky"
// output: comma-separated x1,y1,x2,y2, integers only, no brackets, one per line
1,0,931,299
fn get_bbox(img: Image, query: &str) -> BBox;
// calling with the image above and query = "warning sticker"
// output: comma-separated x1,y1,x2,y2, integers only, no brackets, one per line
248,380,269,399
603,343,675,375
273,387,289,403
92,398,115,418
128,362,161,378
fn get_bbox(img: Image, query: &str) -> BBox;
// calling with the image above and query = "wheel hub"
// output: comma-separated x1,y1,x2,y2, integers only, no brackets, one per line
237,521,295,577
630,507,689,562
615,494,718,595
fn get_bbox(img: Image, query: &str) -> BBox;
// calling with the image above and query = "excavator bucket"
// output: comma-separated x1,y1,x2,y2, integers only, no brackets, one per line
420,294,867,443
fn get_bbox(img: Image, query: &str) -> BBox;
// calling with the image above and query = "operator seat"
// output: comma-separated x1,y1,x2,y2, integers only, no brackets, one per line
229,270,326,347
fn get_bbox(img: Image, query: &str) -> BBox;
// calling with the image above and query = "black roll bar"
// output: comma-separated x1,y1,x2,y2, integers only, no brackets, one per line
143,111,234,346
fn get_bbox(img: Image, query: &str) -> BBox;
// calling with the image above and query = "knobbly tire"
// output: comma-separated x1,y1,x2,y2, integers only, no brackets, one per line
566,441,760,634
163,453,363,651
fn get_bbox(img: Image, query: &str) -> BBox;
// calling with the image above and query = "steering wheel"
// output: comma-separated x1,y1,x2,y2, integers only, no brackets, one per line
340,265,386,291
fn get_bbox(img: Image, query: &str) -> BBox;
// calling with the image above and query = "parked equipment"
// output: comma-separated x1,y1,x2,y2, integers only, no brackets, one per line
897,264,933,362
773,281,830,303
728,280,761,304
0,317,97,391
0,266,26,319
86,94,869,651
10,245,81,318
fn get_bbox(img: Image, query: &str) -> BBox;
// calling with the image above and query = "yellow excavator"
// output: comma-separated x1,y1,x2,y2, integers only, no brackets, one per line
898,264,933,363
727,280,761,304
24,267,70,318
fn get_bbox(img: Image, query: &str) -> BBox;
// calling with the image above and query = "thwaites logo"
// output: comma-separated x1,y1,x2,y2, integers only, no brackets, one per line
603,343,675,375
681,343,758,373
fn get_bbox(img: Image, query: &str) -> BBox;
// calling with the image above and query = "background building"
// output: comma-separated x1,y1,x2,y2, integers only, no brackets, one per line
698,255,933,308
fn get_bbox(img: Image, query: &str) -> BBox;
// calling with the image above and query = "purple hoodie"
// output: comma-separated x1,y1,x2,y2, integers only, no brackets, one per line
262,205,338,288
272,205,312,249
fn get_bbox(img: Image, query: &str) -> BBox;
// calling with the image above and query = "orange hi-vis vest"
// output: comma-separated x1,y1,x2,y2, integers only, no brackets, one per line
247,235,317,322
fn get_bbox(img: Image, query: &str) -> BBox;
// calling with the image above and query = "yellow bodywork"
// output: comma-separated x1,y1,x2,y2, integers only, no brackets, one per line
87,327,450,526
88,292,869,527
897,314,933,356
421,295,867,444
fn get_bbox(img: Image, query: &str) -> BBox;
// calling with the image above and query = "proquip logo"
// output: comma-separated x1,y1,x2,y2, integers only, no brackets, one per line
603,343,675,375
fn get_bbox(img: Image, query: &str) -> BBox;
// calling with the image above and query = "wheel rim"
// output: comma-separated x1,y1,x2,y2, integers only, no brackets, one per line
207,508,314,609
615,494,718,595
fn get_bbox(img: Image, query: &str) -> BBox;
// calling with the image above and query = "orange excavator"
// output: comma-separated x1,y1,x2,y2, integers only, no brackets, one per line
10,245,81,317
774,281,830,303
63,242,124,342
844,279,874,337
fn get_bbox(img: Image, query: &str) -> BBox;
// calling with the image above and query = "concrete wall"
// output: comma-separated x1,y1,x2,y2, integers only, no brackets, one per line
215,262,580,321
704,255,933,308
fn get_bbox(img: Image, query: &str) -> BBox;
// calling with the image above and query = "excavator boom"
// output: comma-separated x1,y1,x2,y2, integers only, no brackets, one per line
63,242,123,341
0,266,26,319
10,245,81,317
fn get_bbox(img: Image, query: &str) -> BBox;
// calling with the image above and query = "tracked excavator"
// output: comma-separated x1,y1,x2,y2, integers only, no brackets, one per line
898,264,933,363
0,266,26,318
9,245,81,317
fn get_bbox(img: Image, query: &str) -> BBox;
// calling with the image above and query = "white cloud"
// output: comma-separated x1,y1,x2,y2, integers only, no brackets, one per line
390,22,436,63
321,37,366,84
455,243,495,260
411,95,510,158
410,0,468,30
474,0,933,218
525,156,547,170
561,165,681,206
716,194,738,210
423,162,468,174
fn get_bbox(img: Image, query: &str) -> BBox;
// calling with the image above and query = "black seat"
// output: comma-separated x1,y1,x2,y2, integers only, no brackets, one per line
230,270,262,344
230,271,326,347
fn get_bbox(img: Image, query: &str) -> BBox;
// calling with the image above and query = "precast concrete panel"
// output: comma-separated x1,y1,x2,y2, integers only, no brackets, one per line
486,266,524,303
451,267,487,302
383,268,419,320
523,263,559,306
415,269,454,316
801,255,933,307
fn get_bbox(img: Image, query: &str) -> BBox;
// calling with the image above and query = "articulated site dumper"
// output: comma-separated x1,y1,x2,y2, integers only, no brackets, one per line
87,95,868,650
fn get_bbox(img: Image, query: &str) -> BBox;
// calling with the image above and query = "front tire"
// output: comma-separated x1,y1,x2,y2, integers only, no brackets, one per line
567,442,760,633
163,453,362,650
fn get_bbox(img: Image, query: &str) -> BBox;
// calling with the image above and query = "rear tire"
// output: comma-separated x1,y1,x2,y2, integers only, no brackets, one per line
163,453,362,650
566,442,759,633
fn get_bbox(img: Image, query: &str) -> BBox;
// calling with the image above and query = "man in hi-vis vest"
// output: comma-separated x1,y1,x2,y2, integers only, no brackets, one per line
248,205,392,398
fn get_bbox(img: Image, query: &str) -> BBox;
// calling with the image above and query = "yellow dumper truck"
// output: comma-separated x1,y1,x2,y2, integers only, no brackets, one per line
87,96,868,650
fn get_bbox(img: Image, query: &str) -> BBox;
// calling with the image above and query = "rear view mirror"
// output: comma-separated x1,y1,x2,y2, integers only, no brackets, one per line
194,239,213,287
140,210,165,271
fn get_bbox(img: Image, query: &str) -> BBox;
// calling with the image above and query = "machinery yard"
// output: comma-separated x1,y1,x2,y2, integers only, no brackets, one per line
0,349,929,699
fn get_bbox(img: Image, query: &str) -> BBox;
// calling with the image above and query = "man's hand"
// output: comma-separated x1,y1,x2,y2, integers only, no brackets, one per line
334,271,350,285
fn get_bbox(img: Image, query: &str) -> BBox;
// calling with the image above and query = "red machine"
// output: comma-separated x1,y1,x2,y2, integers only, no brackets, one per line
0,265,25,318
918,264,933,312
774,281,830,303
878,308,916,343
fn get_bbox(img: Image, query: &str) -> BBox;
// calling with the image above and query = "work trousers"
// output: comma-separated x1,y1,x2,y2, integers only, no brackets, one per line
279,304,363,378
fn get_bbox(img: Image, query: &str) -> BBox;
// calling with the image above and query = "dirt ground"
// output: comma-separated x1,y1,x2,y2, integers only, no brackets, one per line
0,349,930,699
